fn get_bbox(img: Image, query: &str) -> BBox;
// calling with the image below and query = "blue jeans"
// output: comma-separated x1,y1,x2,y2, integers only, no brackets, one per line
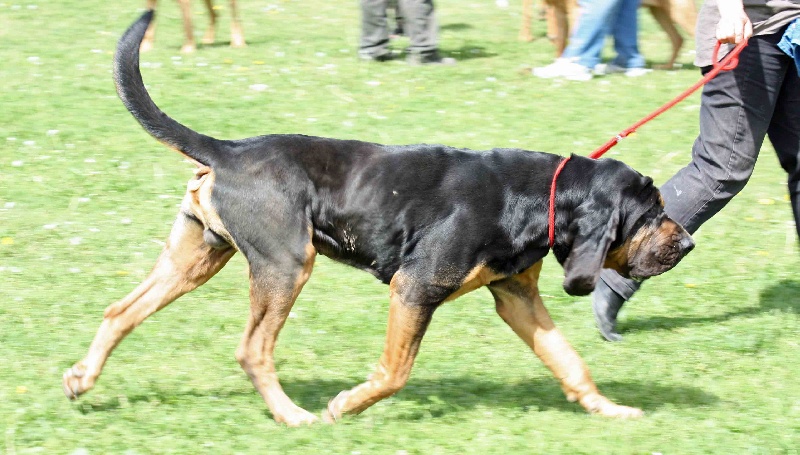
601,30,800,299
562,0,645,69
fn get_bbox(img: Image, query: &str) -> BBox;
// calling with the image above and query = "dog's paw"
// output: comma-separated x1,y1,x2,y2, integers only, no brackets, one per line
62,362,93,400
581,393,644,419
274,406,318,427
322,390,352,423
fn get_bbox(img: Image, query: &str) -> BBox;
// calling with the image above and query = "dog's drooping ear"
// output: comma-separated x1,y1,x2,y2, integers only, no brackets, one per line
562,205,620,296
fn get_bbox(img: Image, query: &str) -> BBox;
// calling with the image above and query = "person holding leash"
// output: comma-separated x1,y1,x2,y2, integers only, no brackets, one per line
593,0,800,341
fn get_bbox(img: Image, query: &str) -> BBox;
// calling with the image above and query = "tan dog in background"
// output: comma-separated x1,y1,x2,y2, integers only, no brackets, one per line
520,0,697,69
140,0,246,53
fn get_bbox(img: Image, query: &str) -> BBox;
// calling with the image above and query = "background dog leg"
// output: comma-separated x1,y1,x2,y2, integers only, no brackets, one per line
200,0,218,44
549,2,570,56
235,246,317,427
177,0,197,53
519,0,534,42
489,263,643,418
228,0,246,48
649,5,683,69
141,0,159,52
324,274,436,422
63,213,234,400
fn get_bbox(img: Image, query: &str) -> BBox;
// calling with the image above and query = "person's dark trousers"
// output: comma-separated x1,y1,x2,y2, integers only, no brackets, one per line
595,29,800,337
360,0,391,59
399,0,437,56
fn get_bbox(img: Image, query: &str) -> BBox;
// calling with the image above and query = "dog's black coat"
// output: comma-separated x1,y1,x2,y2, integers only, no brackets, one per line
115,12,691,303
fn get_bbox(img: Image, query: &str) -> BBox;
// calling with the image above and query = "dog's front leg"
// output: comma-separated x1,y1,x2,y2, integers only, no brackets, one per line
489,262,643,418
323,273,436,422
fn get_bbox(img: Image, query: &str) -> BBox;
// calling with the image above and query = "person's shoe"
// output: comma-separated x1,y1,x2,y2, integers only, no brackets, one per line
406,52,457,66
358,51,396,62
532,58,593,81
592,280,627,342
596,62,652,77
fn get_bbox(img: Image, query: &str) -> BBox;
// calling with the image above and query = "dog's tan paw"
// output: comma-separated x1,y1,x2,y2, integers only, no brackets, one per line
274,406,318,427
322,390,352,423
581,393,644,418
62,362,93,400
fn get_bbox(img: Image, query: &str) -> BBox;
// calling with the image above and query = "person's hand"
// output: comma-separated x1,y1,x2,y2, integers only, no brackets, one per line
716,1,753,44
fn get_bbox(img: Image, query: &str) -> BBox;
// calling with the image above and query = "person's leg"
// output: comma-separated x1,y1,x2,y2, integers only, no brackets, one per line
610,0,645,69
594,32,790,340
399,0,437,57
768,59,800,239
360,0,391,60
562,0,621,68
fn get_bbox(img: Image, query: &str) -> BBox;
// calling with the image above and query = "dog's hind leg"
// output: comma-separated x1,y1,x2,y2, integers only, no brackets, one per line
323,272,437,422
63,212,235,400
488,262,643,418
235,243,317,427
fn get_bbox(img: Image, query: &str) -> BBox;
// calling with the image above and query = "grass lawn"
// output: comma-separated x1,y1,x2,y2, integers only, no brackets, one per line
1,0,799,453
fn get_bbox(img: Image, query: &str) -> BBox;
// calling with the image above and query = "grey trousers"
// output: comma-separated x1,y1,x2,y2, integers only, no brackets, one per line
360,0,438,57
602,29,800,300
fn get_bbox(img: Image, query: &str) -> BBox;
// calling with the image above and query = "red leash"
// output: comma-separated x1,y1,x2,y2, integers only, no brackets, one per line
548,40,749,247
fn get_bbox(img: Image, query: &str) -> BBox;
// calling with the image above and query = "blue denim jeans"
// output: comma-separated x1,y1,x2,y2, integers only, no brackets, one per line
562,0,645,69
601,30,800,299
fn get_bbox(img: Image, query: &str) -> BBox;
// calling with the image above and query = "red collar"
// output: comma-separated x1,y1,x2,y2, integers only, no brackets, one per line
548,156,571,248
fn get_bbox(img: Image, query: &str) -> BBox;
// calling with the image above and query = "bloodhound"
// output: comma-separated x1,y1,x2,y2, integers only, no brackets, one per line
63,12,694,426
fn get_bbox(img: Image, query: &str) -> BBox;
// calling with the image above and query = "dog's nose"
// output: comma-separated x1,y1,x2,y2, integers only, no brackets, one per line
680,236,695,254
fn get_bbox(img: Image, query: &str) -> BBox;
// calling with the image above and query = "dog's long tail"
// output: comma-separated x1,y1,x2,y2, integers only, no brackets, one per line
114,11,223,166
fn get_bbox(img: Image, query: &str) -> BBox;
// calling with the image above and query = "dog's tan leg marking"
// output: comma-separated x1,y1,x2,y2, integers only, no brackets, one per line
324,273,434,422
200,0,218,44
228,0,246,48
489,262,643,418
177,0,197,53
141,0,159,52
445,264,503,302
63,211,235,400
235,242,317,427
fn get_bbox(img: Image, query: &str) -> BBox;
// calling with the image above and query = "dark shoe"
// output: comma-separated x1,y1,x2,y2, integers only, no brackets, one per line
406,52,456,66
358,51,396,62
592,280,626,342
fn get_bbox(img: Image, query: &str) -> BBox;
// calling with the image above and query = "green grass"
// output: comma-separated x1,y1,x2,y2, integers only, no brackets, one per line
1,0,799,453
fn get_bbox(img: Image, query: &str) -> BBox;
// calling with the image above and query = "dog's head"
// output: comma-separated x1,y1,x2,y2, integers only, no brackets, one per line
559,159,694,296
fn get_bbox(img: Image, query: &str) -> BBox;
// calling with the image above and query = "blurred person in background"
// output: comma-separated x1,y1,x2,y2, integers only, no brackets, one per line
359,0,455,65
532,0,649,80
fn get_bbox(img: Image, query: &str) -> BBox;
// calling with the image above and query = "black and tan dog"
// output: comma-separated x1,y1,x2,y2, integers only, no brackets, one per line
63,11,694,426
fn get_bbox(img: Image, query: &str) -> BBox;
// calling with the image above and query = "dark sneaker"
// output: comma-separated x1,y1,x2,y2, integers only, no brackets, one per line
358,51,396,62
406,52,456,66
592,280,627,342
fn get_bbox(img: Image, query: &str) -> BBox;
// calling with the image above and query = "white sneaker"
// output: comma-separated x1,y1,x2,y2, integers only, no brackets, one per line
532,58,593,81
597,62,652,77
